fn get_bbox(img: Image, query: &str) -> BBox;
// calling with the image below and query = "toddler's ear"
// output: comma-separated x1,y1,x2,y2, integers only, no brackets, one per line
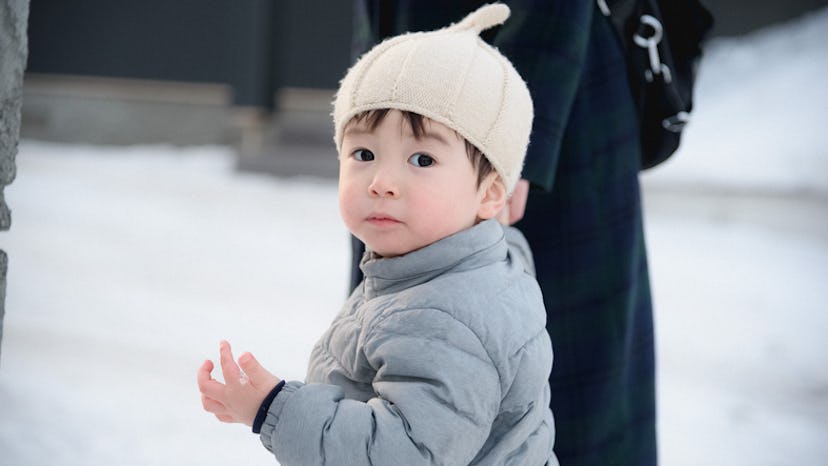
476,173,507,221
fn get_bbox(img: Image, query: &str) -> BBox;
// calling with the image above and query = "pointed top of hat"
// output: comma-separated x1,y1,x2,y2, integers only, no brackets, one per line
450,3,510,35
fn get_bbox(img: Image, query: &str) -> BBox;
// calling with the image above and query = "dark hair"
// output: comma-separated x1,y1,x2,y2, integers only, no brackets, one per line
347,109,496,187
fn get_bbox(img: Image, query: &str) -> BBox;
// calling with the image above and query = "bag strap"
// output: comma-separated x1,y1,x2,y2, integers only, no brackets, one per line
598,0,639,54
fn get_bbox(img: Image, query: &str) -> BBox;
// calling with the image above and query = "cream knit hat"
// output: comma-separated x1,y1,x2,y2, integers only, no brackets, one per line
332,3,533,193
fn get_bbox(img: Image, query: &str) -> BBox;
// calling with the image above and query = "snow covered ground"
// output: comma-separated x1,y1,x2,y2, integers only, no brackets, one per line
1,8,827,466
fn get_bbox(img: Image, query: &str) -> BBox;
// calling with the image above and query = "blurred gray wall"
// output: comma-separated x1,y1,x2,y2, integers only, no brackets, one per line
0,0,30,359
25,0,353,107
21,0,353,148
709,0,828,36
19,0,828,148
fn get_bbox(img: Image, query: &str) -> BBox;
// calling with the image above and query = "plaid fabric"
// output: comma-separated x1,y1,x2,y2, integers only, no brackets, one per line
496,3,656,464
351,2,656,464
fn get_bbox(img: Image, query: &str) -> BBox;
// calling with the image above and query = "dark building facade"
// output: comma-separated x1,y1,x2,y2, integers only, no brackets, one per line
20,0,828,150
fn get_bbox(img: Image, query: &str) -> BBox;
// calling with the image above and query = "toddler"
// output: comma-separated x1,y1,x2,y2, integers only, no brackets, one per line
198,4,557,465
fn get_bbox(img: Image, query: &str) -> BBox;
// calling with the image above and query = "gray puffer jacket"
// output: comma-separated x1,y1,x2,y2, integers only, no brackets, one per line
259,219,557,465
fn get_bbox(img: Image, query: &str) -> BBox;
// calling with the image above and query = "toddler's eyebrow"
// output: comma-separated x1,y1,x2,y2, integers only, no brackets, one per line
343,124,372,137
418,129,452,146
343,118,457,146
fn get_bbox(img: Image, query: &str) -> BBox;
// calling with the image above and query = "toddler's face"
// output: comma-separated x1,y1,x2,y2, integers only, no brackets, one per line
338,110,495,258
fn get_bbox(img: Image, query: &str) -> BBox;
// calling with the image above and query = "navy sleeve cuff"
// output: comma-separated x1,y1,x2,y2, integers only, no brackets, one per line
252,380,285,434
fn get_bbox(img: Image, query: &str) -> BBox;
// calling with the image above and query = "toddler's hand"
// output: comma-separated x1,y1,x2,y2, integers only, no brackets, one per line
197,340,281,427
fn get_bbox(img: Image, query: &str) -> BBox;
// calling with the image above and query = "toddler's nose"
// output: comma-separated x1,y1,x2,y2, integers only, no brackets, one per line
369,168,400,198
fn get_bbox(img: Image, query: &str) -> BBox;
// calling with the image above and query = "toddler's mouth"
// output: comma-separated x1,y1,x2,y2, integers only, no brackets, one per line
367,214,402,226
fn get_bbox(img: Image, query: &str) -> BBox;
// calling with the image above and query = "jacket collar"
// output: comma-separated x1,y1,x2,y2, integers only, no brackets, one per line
360,219,506,299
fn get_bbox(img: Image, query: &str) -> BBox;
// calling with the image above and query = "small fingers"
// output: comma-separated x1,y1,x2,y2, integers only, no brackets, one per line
239,352,279,389
197,360,228,400
196,359,214,390
238,352,262,381
219,340,243,384
197,359,214,382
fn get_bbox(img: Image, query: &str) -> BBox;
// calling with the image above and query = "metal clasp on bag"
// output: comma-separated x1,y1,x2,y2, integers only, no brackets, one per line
662,111,689,133
596,0,611,16
633,14,672,84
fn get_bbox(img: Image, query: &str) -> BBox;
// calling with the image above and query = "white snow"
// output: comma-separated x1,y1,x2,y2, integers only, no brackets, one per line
1,8,827,466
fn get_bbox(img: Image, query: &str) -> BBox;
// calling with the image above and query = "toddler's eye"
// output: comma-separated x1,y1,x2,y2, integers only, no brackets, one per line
352,149,375,162
408,153,434,167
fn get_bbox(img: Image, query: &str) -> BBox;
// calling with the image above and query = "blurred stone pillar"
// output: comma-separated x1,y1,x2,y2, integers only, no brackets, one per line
0,0,30,358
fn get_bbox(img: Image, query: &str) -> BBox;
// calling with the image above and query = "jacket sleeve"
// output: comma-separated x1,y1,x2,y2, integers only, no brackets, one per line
493,0,595,191
258,308,501,465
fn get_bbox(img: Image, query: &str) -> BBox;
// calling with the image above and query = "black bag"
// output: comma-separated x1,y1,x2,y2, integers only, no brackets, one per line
603,0,714,169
